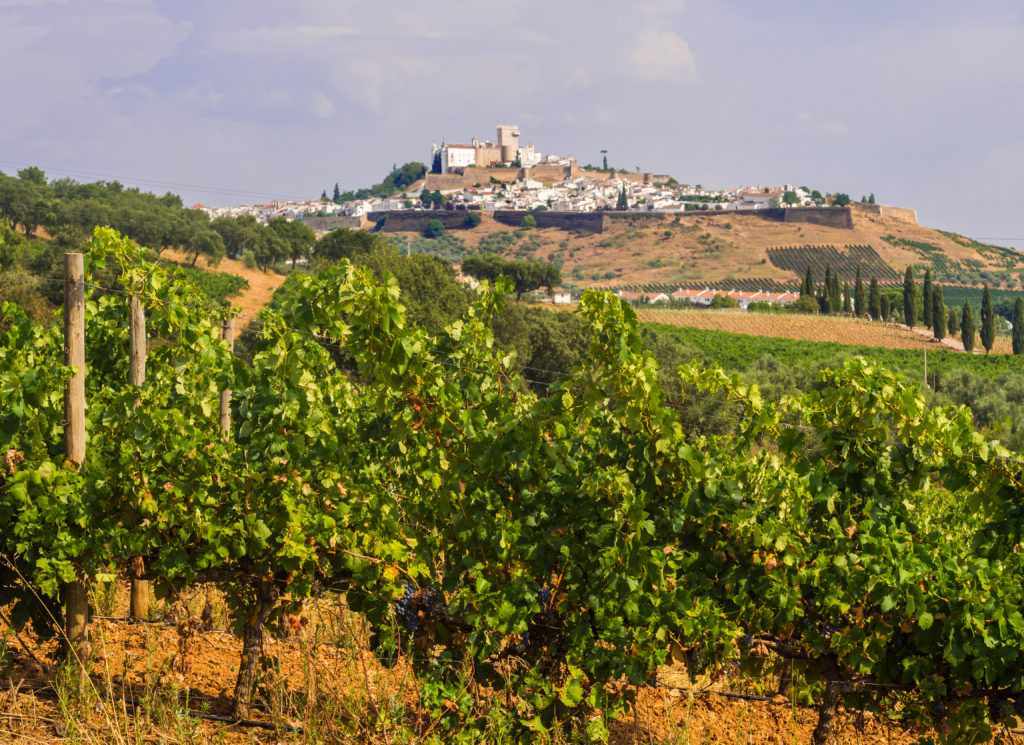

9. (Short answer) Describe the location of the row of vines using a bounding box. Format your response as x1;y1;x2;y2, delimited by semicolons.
767;245;902;284
614;278;800;295
2;228;1024;743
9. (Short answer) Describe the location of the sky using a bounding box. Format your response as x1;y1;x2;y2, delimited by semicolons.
2;0;1024;247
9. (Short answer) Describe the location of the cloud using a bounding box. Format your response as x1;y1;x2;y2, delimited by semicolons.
630;29;697;81
983;140;1024;176
220;23;357;52
794;111;848;137
817;121;848;137
310;91;334;120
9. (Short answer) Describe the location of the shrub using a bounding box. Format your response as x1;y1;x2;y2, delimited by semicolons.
425;218;446;238
709;294;740;309
241;249;256;269
790;295;820;314
465;211;482;228
521;214;537;229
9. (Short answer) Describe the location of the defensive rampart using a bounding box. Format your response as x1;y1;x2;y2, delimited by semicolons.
369;211;474;232
422;173;471;191
492;211;605;233
301;216;362;233
852;203;918;225
367;206;854;234
781;206;854;229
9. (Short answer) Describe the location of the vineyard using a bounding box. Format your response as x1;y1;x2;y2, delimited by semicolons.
766;245;902;284
612;278;800;295
167;263;250;306
3;228;1024;744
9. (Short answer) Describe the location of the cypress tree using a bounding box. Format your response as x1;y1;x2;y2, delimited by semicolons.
802;266;814;297
617;185;628;209
842;282;851;313
922;269;933;329
903;267;917;328
854;265;865;317
961;301;976;353
822;265;833;313
880;293;891;321
980;285;995;354
1014;297;1024;355
1011;296;1019;354
932;285;946;339
819;268;833;314
869;278;881;320
829;269;841;313
948;305;959;336
333;182;341;201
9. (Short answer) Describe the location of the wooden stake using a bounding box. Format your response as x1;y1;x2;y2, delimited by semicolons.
128;295;149;620
219;316;235;438
63;253;88;673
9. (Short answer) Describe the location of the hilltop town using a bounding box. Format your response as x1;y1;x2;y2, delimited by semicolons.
181;123;1024;314
195;124;851;223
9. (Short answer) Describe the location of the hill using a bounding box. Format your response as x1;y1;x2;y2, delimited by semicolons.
375;205;1024;294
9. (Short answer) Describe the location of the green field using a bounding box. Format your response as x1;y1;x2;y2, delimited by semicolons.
643;320;1024;382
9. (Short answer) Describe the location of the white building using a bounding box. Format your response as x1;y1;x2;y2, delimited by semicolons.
440;144;476;173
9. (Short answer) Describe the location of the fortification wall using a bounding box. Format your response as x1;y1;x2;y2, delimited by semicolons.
301;216;362;233
782;206;853;229
463;167;522;185
603;211;673;226
422;173;470;191
423;164;673;190
368;211;472;233
879;205;918;225
852;202;918;225
492;210;605;233
525;164;572;185
635;206;852;228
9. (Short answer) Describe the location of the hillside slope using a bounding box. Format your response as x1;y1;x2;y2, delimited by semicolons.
381;206;1024;292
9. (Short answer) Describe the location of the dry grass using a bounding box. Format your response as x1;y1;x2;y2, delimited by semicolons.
384;209;1023;293
4;585;983;740
1;584;1001;744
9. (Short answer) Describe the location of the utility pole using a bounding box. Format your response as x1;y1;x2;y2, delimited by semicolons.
63;253;88;677
128;295;148;621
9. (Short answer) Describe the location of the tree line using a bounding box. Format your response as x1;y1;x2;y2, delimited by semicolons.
799;261;1024;354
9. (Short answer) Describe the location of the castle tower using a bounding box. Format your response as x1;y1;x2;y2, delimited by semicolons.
497;124;520;163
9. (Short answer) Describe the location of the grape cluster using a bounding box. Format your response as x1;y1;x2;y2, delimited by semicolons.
394;584;418;633
508;586;562;658
885;631;909;655
515;629;529;654
393;585;446;635
988;697;1007;724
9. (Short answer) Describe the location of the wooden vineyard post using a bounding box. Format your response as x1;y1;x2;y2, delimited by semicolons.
63;252;88;675
128;295;149;620
219;316;234;438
